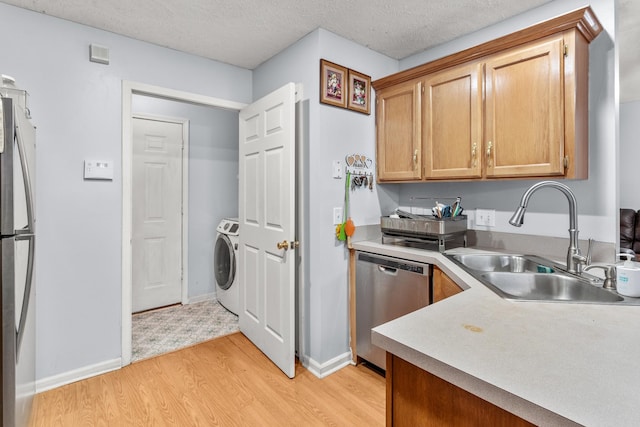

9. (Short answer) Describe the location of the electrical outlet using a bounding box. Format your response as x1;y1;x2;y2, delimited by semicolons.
476;209;496;227
333;207;343;225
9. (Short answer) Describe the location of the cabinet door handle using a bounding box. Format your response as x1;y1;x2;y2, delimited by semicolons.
413;149;418;169
486;141;493;167
471;142;477;167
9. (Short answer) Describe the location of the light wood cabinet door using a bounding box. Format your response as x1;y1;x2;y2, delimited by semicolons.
423;62;483;179
484;34;565;178
433;267;463;303
376;81;422;181
387;354;535;426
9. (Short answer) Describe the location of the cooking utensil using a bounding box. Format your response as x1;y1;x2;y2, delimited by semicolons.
345;171;356;242
452;197;461;217
395;208;422;220
345;217;355;237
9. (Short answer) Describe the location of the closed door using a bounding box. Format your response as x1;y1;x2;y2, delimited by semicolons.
238;83;296;378
132;117;183;313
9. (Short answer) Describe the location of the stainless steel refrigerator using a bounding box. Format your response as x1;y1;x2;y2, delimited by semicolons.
0;76;36;427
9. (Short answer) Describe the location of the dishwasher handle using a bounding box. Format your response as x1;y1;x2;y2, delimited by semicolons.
378;265;398;275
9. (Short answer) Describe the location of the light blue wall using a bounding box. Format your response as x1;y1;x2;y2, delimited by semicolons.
131;96;239;300
314;31;398;365
0;3;251;381
620;100;640;208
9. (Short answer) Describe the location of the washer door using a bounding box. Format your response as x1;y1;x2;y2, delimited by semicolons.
214;234;236;290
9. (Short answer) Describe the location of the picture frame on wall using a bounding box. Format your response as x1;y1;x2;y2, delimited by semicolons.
320;59;348;108
347;69;371;114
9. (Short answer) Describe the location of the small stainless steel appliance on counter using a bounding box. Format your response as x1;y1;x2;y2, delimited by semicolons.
356;252;431;371
380;214;468;252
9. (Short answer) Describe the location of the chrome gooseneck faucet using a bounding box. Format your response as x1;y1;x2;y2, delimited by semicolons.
509;181;587;274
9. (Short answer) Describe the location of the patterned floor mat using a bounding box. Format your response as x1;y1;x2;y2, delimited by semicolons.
132;300;239;362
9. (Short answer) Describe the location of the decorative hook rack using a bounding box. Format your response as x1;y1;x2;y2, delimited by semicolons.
345;153;374;190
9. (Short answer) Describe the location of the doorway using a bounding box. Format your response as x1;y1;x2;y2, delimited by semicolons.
121;81;247;366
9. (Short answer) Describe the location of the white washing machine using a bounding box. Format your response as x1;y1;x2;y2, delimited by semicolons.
214;218;239;315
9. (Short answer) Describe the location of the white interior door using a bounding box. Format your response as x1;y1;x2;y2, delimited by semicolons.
239;83;296;378
132;117;183;313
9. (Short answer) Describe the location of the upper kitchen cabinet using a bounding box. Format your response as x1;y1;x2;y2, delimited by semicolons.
376;80;423;180
372;7;602;183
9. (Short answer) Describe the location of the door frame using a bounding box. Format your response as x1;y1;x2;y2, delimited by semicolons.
121;81;246;366
131;113;189;310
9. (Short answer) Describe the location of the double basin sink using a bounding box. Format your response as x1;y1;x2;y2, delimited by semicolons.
446;253;637;305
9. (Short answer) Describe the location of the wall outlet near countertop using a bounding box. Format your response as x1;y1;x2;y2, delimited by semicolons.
476;209;496;227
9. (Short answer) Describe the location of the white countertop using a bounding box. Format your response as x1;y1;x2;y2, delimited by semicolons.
354;240;640;426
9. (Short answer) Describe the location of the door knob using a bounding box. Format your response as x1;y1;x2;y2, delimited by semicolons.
277;240;289;250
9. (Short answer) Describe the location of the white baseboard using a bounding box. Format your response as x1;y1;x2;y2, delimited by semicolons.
36;349;351;392
36;358;121;393
186;293;216;304
305;351;352;378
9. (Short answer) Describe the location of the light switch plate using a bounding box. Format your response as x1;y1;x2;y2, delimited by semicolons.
333;207;343;225
332;160;342;179
84;160;114;180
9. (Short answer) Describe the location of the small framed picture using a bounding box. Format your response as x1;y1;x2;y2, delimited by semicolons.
347;70;371;114
320;59;348;108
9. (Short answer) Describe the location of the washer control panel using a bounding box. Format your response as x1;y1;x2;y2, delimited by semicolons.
216;218;240;236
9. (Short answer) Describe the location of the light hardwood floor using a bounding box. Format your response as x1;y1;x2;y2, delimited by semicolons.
30;332;385;426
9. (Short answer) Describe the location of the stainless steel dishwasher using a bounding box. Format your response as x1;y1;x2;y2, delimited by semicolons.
356;251;431;370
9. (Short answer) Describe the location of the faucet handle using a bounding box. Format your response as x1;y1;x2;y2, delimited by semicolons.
585;238;593;265
584;264;616;290
572;253;588;275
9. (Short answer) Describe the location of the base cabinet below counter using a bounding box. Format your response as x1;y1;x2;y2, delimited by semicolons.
386;353;534;426
433;266;463;303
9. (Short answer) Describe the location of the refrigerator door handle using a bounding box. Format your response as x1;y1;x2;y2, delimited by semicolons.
0;99;4;153
15;121;35;233
15;233;34;357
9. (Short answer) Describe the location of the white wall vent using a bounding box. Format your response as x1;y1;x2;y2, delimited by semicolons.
89;44;109;65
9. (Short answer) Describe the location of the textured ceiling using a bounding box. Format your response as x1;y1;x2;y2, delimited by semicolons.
1;0;638;101
1;0;551;69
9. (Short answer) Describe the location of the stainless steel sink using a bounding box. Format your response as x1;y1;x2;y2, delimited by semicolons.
450;254;553;273
445;252;640;305
479;272;624;303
